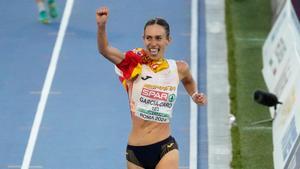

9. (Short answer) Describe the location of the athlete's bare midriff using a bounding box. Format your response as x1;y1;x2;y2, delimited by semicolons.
126;76;174;146
128;116;171;146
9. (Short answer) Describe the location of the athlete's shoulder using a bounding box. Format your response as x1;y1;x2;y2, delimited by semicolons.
175;60;190;79
176;60;189;71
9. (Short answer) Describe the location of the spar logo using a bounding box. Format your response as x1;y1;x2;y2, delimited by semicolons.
141;88;168;101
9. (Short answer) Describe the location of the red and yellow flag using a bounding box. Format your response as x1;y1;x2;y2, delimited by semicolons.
115;48;169;90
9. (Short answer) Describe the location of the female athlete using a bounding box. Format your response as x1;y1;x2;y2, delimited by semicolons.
96;6;207;169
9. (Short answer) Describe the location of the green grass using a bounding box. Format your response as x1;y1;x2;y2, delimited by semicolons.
225;0;274;168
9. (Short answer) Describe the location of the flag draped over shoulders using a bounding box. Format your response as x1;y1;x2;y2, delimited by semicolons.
115;48;169;91
115;48;146;90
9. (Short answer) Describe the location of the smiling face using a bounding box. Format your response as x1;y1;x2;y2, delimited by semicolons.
143;18;171;60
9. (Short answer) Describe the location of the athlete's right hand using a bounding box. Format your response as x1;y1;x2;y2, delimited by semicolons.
96;7;109;27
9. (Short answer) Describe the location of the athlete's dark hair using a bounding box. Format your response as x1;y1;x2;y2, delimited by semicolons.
144;17;170;38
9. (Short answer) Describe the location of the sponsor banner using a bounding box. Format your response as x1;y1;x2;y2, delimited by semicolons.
262;0;300;168
272;81;300;169
284;134;300;169
283;123;300;169
262;0;300;96
273;78;300;169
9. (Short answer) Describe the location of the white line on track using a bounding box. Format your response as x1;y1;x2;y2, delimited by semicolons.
21;0;74;169
29;91;62;95
190;0;198;168
8;165;43;169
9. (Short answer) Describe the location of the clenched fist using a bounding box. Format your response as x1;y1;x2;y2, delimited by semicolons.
96;6;109;27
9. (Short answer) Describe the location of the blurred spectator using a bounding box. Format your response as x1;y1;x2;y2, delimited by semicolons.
35;0;58;24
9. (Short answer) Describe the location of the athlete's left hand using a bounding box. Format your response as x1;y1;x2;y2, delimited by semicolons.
192;92;207;105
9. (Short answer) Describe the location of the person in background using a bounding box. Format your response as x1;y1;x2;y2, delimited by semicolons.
35;0;58;24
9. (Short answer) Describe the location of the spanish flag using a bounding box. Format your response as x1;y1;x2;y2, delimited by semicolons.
115;48;169;91
115;48;145;90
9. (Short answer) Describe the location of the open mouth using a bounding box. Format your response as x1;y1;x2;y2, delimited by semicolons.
149;48;159;56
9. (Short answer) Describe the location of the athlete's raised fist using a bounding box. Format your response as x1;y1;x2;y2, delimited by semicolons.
96;7;109;27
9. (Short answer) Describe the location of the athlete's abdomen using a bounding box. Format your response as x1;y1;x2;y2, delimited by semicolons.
128;117;171;146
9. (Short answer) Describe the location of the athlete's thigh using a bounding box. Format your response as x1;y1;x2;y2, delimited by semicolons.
127;161;144;169
155;149;179;169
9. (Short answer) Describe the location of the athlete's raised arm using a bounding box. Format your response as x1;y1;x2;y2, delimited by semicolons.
96;6;124;64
